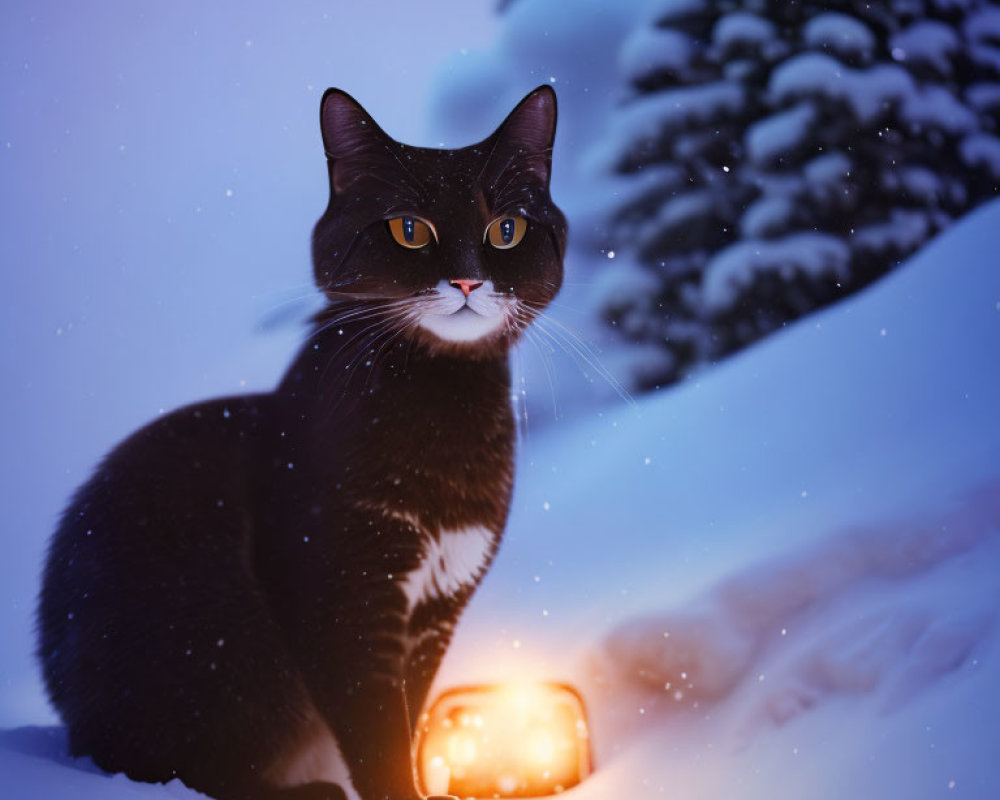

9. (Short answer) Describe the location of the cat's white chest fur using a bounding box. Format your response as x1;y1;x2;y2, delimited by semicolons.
400;525;494;611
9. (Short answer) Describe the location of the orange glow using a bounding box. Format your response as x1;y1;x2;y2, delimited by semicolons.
414;683;592;798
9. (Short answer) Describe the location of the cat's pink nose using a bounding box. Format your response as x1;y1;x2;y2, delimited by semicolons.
449;279;483;297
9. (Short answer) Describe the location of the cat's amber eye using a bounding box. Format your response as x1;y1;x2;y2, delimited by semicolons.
485;215;527;250
388;217;436;249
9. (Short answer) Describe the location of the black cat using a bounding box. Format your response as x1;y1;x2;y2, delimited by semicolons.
37;86;566;800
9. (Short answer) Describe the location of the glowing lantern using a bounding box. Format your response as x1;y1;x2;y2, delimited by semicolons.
414;683;592;798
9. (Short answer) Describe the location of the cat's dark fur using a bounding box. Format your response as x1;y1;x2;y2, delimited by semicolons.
37;87;566;800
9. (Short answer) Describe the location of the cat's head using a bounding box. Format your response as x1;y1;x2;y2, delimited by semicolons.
311;86;566;358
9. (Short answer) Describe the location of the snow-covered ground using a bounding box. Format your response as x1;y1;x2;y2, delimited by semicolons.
4;200;999;799
435;197;1000;799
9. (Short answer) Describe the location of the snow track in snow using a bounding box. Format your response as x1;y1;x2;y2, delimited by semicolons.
589;480;999;743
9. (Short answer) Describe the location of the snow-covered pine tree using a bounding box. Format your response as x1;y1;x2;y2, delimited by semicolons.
603;0;1000;388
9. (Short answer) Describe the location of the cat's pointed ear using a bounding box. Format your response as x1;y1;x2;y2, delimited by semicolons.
488;85;558;188
319;89;394;193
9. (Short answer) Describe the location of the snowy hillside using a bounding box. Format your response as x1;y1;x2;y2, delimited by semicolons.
3;198;998;799
435;197;1000;799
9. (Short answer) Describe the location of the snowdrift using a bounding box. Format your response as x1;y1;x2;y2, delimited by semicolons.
437;198;1000;799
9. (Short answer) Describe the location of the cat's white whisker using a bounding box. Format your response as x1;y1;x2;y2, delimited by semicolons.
530;313;635;406
359;312;423;392
338;322;401;383
521;327;561;422
512;347;530;440
504;300;563;423
317;314;403;395
311;297;422;344
257;286;328;319
305;300;412;349
327;315;395;358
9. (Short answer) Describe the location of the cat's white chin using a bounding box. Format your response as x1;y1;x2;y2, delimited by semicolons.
418;306;506;343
